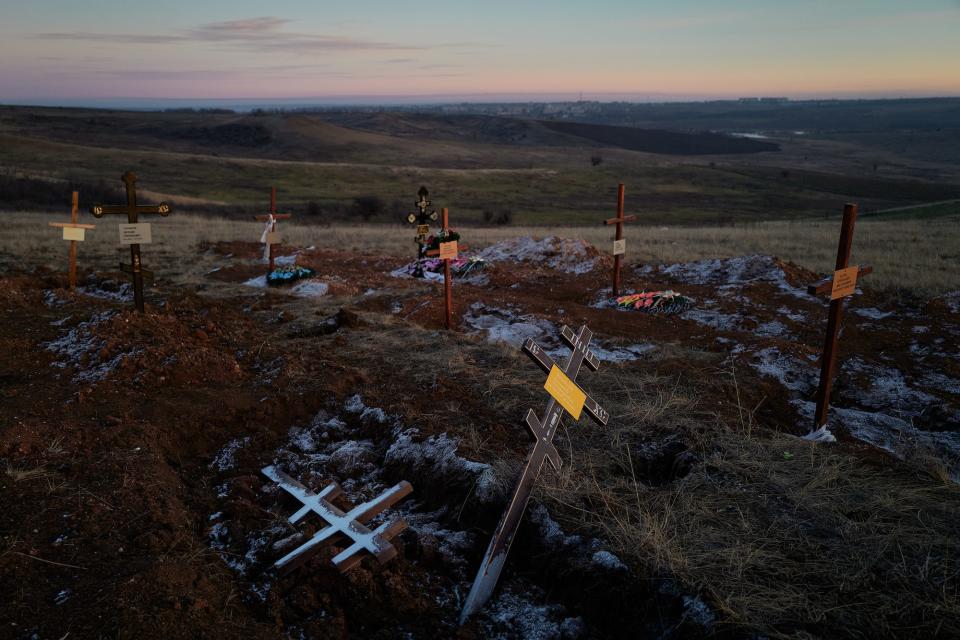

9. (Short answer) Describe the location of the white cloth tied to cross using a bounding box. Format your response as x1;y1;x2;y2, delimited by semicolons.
260;213;275;262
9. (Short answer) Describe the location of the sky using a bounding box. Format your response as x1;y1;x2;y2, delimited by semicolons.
1;0;959;106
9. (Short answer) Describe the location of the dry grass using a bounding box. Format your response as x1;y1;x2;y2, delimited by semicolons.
335;318;960;638
2;211;958;295
538;371;960;639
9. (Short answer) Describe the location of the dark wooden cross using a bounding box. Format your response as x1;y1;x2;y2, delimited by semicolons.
602;183;637;297
406;185;439;278
253;186;292;275
48;191;95;289
460;324;608;623
90;172;171;313
806;203;874;430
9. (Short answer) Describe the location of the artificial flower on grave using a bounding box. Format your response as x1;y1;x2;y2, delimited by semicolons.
616;290;693;315
267;265;316;286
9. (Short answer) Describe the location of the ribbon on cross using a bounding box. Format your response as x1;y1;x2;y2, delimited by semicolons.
259;213;275;262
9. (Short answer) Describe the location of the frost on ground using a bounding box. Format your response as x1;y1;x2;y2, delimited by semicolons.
793;400;960;481
289;280;329;298
43;311;143;384
742;346;817;394
642;255;812;299
840;357;939;418
938;291;960;314
479;581;585;640
463;303;656;363
476;236;603;275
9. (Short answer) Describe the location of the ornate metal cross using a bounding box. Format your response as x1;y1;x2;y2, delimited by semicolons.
89;172;171;313
261;465;413;574
805;203;873;434
253;186;292;275
460;324;608;622
48;191;95;288
601;183;637;297
406;185;439;278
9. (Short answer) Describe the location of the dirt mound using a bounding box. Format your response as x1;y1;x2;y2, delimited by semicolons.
476;236;611;274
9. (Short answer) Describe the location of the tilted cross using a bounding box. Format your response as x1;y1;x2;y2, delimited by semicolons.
261;466;412;574
460;324;608;623
406;185;439;278
48;191;95;289
805;203;873;434
253;186;292;275
601;183;637;297
89;172;172;313
425;208;470;330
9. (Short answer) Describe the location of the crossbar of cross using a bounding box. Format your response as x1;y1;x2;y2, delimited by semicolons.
261;465;412;574
460;324;608;623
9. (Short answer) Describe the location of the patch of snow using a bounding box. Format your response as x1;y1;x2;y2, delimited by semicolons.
77;282;134;302
680;308;743;332
480;582;585;640
385;430;497;502
681;595;716;630
938;291;960;314
54;589;71;606
289;280;329;298
274;253;298;267
912;326;929;334
243;275;268;289
842;358;938;416
43;311;143;384
344;394;389;424
755;320;788;337
919;373;960;397
652;255;811;299
530;504;583;550
747;347;816;394
210;437;251;471
802;425;836;443
776;306;806;322
476;236;600;274
591;550;628;571
853;307;893;320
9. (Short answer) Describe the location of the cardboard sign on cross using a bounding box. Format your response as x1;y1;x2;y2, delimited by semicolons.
460;324;608;623
89;172;172;313
601;184;637;297
48;191;96;288
406;185;439;278
805;203;874;437
253;186;292;275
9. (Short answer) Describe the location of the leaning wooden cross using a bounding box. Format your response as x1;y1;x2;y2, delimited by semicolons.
406;185;439;278
602;183;637;297
805;203;873;438
425;207;467;330
253;186;292;275
460;324;609;622
48;191;95;288
90;172;172;313
261;465;412;573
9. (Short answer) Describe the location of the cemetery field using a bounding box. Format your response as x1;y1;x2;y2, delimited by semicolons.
3;212;960;295
1;220;959;639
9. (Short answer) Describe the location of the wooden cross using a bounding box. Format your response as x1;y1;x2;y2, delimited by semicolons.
253;186;292;275
602;184;637;297
406;185;439;278
460;324;608;623
424;208;469;331
806;203;874;430
48;191;95;289
261;465;412;574
89;172;171;313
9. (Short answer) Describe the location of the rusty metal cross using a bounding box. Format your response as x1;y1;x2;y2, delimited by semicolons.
48;191;96;288
460;324;608;623
406;185;439;278
253;186;292;275
89;172;172;313
806;203;874;431
602;183;637;297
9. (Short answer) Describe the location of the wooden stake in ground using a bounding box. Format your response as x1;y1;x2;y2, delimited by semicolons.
90;172;172;313
253;186;292;276
406;186;439;278
806;203;874;433
602;183;637;297
48;191;95;288
425;208;462;330
460;325;609;623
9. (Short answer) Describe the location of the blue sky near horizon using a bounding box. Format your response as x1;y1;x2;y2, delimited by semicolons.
1;0;958;105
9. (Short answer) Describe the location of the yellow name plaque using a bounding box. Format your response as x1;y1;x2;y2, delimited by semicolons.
544;365;586;420
830;265;859;300
63;227;86;242
438;240;459;260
